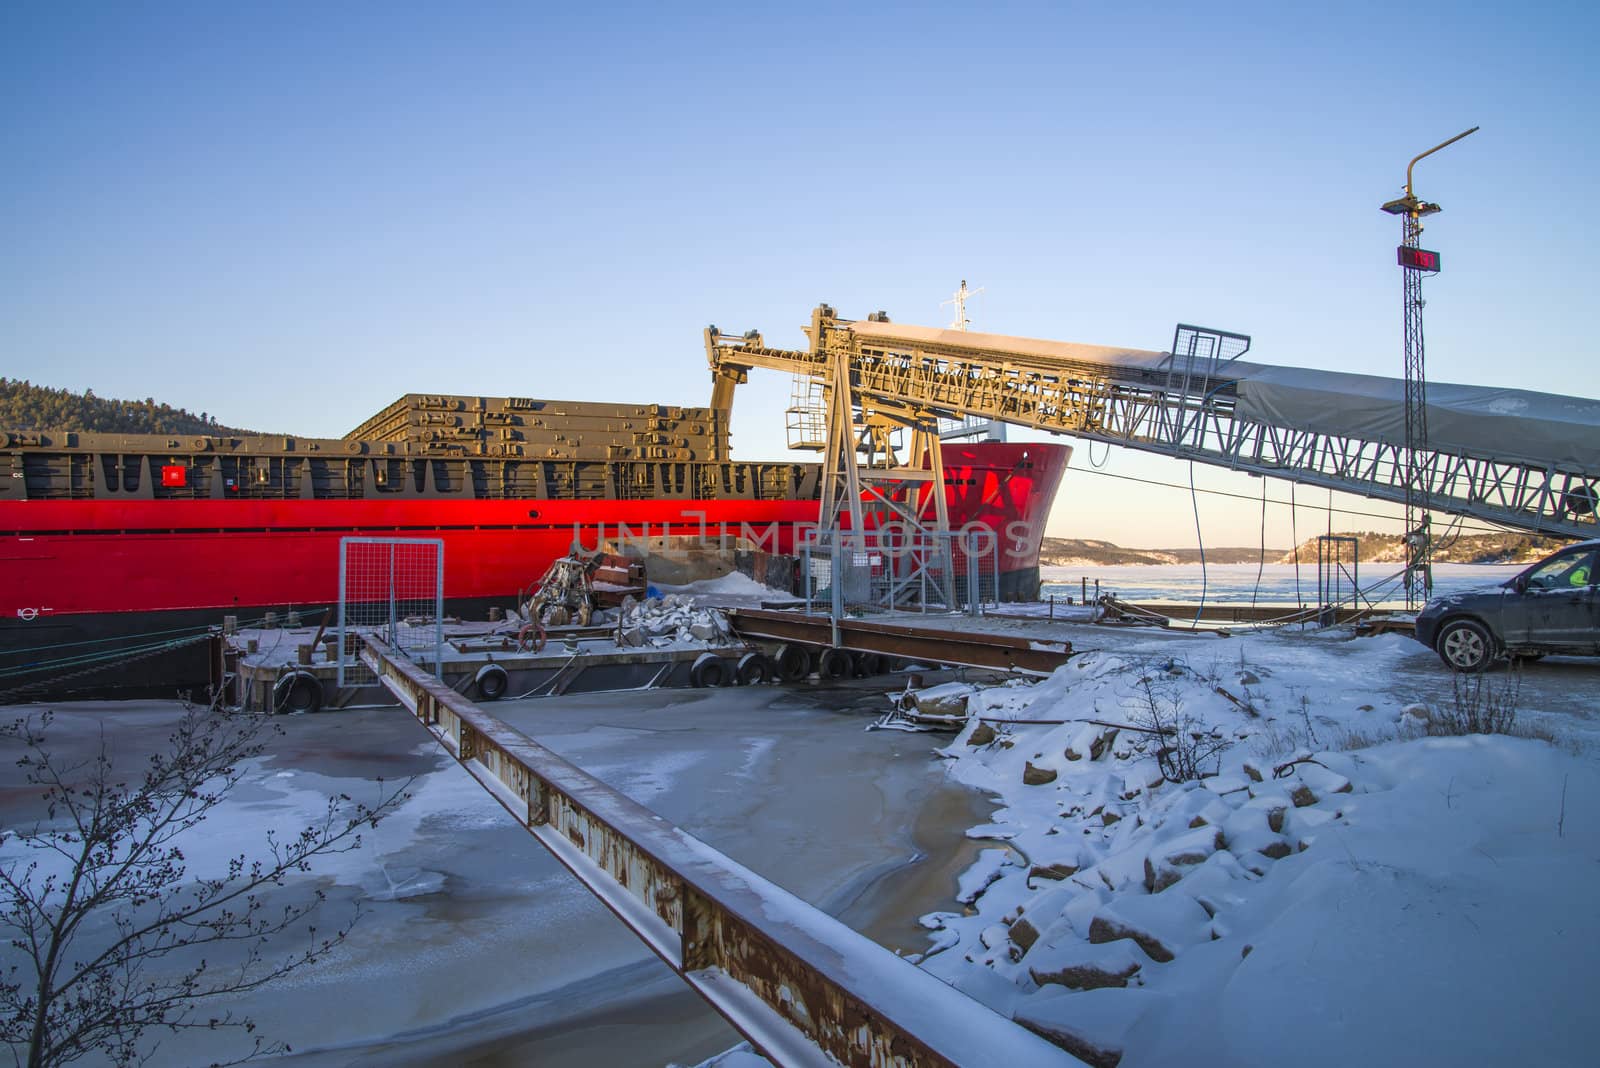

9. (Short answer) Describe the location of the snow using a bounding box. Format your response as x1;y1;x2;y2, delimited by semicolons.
12;590;1600;1066
655;570;789;604
902;625;1600;1066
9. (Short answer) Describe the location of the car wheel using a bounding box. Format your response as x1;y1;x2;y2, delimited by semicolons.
1437;619;1496;673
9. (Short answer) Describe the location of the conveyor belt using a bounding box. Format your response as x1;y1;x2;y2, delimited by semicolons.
707;307;1600;538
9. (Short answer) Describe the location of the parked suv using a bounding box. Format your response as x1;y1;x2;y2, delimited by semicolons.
1413;541;1600;671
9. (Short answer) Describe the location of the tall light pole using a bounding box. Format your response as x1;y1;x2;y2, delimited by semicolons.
1381;125;1478;610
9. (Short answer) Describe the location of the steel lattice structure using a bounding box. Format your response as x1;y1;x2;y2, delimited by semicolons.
1400;207;1433;605
706;307;1600;543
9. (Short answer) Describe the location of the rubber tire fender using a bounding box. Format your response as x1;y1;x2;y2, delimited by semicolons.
736;651;774;686
690;652;729;688
817;647;853;681
474;663;509;701
852;652;885;678
274;670;322;714
773;643;811;683
1436;618;1496;673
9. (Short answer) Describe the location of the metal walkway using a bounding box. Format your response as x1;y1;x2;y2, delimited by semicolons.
706;307;1600;539
727;608;1072;676
360;635;1078;1068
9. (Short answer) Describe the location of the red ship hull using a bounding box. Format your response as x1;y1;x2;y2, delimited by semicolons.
1;442;1067;699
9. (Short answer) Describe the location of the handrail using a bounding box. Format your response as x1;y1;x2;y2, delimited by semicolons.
359;635;1077;1068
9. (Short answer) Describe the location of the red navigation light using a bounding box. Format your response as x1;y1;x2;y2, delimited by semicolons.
1397;246;1441;273
161;464;187;488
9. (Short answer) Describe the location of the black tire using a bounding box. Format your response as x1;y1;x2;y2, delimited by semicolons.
773;644;811;683
1436;618;1496;673
690;654;729;688
736;652;774;685
474;663;509;701
274;671;322;714
817;647;853;680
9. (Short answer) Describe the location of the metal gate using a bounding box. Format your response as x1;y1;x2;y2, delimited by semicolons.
336;537;444;687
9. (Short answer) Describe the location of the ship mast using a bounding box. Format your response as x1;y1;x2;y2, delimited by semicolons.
940;279;983;331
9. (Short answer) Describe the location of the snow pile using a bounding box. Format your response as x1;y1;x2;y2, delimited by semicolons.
913;642;1600;1066
654;569;797;608
657;571;776;598
616;594;734;648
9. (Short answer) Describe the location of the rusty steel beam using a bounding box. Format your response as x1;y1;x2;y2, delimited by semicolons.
359;636;1078;1068
727;609;1072;676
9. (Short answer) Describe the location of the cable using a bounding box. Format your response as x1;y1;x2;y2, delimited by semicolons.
1189;460;1207;627
1291;482;1303;605
1252;476;1267;610
1066;465;1538;537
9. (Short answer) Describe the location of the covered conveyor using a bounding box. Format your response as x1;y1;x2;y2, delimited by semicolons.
706;308;1600;539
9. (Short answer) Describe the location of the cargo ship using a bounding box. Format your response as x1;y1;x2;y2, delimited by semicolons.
0;391;1068;700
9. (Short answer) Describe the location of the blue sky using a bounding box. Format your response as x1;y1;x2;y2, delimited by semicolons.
3;2;1595;548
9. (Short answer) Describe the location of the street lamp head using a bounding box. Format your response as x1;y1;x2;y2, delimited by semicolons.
1381;195;1442;217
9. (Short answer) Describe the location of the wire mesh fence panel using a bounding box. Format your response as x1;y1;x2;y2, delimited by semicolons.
950;529;1002;609
801;528;996;618
337;537;444;687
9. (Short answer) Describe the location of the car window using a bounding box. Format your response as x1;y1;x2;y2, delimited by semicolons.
1524;549;1597;590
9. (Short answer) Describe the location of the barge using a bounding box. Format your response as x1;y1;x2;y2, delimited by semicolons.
1;391;1067;700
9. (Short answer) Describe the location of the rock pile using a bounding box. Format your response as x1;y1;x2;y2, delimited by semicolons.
616;594;734;648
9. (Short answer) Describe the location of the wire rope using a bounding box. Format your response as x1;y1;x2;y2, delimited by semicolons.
1189;460;1207;627
1252;476;1267;610
1067;465;1533;537
1291;482;1303;606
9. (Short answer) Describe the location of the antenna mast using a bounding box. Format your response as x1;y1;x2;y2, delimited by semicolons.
941;279;983;331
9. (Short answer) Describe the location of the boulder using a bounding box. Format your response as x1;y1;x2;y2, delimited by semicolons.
1142;826;1225;892
1024;761;1059;786
1015;987;1167;1068
967;721;998;746
1257;838;1293;860
1297;763;1355;796
1087;894;1212;963
1028;940;1146;991
1009;916;1042;953
1030;861;1077;882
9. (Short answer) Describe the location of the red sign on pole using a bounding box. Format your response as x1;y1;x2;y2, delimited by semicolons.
1397;246;1441;273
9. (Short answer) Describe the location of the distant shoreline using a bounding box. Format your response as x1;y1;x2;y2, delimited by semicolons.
1040;560;1519;568
1041;532;1567;568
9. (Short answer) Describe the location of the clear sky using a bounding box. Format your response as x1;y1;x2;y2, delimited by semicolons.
3;1;1596;548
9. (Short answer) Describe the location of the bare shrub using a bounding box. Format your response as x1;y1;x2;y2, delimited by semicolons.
1131;677;1231;782
1428;670;1521;736
1;706;411;1068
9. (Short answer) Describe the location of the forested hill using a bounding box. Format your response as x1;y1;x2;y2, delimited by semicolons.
1040;538;1288;566
0;378;260;436
1277;530;1571;565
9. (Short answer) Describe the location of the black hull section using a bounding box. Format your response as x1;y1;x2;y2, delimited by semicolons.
999;566;1041;603
0;596;506;704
